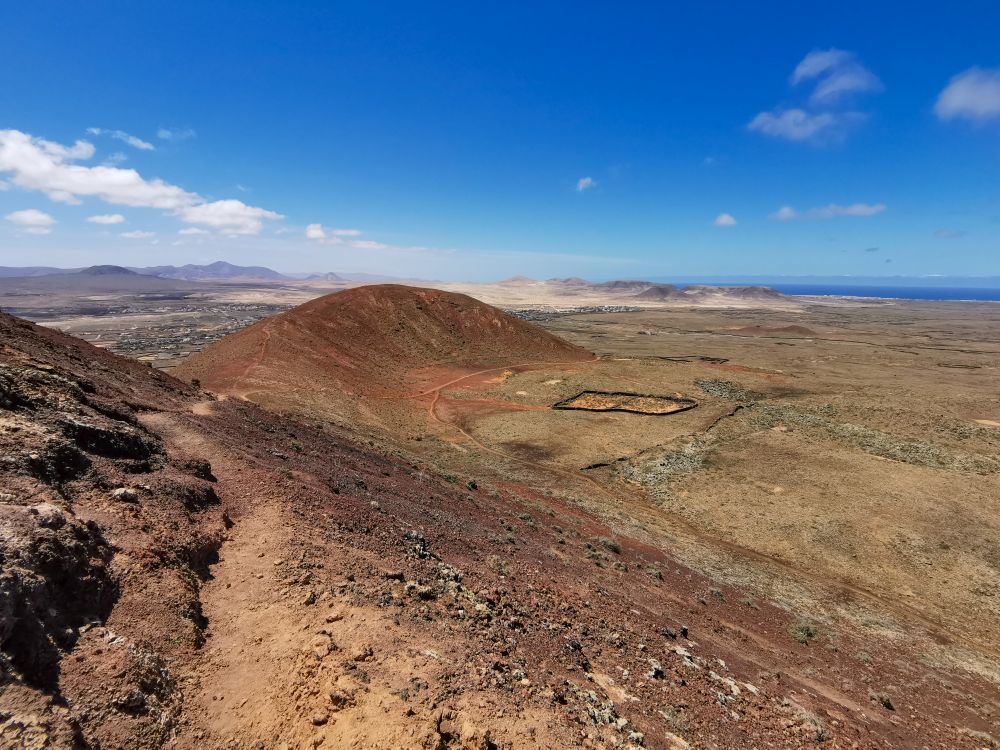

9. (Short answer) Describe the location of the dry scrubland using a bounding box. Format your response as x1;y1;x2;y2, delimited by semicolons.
2;279;999;748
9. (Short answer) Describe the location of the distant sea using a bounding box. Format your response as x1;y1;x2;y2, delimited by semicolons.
758;284;1000;301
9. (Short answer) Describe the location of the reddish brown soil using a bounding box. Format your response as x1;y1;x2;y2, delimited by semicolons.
2;311;999;748
174;285;593;398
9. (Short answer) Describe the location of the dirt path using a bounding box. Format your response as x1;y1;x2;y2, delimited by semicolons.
145;405;575;749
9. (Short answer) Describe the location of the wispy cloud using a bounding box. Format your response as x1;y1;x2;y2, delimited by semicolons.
749;109;864;142
934;228;967;239
769;206;798;221
791;49;883;103
86;213;126;224
350;239;390;250
0;129;283;236
935;68;1000;122
713;213;737;226
305;224;365;243
86;127;155;151
576;176;596;192
750;49;880;143
178;227;209;235
770;203;886;220
120;230;155;239
5;208;56;234
102;151;128;166
157;127;196;141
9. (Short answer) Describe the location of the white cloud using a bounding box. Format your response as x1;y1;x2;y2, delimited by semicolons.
120;230;155;239
0;179;9;191
934;228;967;239
6;208;56;228
748;108;863;142
0;130;193;207
770;203;885;220
713;213;737;226
178;227;208;235
808;202;885;219
0;130;282;235
350;239;389;250
935;67;1000;122
86;128;155;151
176;199;283;236
751;49;879;143
86;213;125;224
791;49;882;103
157;127;196;141
305;224;365;244
576;176;596;192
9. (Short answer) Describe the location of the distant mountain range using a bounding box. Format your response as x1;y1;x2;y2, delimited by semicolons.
0;261;287;280
0;261;403;283
136;260;289;281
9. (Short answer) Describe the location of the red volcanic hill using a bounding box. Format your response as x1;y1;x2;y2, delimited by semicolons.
175;284;593;398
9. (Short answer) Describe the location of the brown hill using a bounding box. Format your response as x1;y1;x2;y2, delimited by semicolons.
175;284;593;399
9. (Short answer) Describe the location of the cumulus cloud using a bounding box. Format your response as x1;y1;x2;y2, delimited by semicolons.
120;230;155;239
305;223;327;240
0;130;282;235
713;213;737;226
935;68;1000;122
791;49;882;103
0;130;192;207
86;213;125;224
576;176;596;192
176;199;283;236
750;49;880;143
86;128;155;151
5;208;56;234
157;127;196;141
5;208;55;226
770;203;886;220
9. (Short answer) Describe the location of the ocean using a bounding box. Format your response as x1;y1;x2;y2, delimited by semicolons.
759;284;1000;301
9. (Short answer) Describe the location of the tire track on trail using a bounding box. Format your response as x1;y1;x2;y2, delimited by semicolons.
234;319;274;395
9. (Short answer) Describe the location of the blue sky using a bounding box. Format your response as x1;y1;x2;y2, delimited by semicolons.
1;1;999;280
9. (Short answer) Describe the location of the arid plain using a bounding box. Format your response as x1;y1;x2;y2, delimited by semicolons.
3;272;1000;748
176;282;1000;675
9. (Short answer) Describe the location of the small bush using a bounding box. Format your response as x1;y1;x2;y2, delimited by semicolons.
597;537;622;554
789;623;819;644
